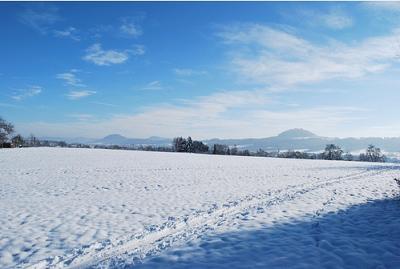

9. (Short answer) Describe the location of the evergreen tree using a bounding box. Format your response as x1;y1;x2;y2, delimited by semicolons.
186;136;193;153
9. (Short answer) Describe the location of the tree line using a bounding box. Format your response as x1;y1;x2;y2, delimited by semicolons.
271;144;386;163
172;137;386;162
173;136;253;156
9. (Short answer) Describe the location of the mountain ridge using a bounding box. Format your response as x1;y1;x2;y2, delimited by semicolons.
40;128;400;154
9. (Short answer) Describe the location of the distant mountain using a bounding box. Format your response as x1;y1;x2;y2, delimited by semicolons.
276;128;318;139
94;134;129;145
40;134;172;146
204;129;325;151
39;136;96;144
92;134;171;146
204;129;400;154
40;129;400;156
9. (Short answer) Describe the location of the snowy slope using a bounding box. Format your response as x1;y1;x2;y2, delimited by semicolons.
0;148;399;268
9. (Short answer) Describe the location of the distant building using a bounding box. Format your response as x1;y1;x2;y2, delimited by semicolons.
1;142;13;148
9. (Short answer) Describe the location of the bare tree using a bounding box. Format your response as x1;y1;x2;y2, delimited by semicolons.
28;134;40;147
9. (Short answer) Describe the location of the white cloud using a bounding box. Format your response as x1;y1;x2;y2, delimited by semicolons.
120;21;142;37
320;9;353;29
17;88;366;139
173;68;207;76
56;71;85;87
118;15;145;38
19;6;60;34
219;23;400;87
298;8;353;30
83;44;129;66
53;27;80;41
130;44;146;55
66;90;96;100
142;81;163;90
11;86;42;101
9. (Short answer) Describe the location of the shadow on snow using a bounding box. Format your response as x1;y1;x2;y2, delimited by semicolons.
131;198;400;269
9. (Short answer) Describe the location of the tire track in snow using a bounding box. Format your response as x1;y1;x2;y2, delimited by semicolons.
28;168;388;269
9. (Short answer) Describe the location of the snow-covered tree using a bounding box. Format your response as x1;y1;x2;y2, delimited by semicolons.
360;145;385;162
173;137;187;152
323;144;343;160
186;136;193;153
0;117;14;145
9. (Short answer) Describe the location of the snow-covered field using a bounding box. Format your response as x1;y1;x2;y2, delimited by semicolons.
0;148;399;268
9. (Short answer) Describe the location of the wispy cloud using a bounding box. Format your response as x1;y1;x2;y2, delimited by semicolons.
173;68;207;76
68;113;94;121
0;102;22;108
91;101;117;107
120;19;142;38
88;14;145;40
20;89;367;139
298;8;353;30
66;90;96;100
83;43;144;66
130;44;146;56
218;23;400;87
362;1;400;12
321;9;353;29
11;86;42;101
53;27;80;41
56;70;85;87
360;2;400;25
142;81;163;90
19;5;60;34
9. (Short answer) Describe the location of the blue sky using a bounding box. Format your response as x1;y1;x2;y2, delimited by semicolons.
1;2;400;139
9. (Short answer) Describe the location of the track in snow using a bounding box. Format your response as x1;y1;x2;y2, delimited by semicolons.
30;167;397;269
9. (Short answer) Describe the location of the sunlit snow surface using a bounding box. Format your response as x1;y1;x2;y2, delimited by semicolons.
0;148;399;268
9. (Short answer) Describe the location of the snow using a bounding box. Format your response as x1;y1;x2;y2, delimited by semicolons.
0;148;399;268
